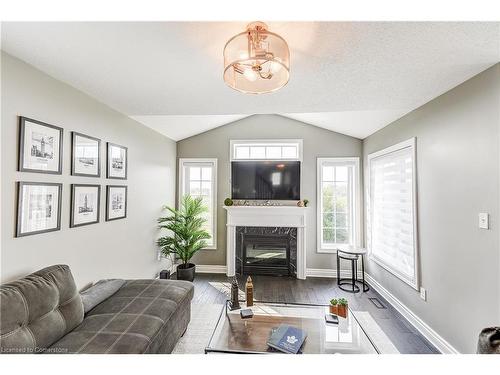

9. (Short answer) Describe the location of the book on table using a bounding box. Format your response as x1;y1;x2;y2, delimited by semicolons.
267;324;307;354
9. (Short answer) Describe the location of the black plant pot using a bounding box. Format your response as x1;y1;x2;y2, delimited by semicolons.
176;263;196;282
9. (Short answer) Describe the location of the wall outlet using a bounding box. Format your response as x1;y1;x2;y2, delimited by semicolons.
478;213;489;229
420;287;427;301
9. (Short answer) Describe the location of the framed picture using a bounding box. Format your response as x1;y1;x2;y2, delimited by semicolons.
70;184;101;228
106;185;127;221
107;142;127;179
16;182;62;237
71;132;101;177
18;117;63;174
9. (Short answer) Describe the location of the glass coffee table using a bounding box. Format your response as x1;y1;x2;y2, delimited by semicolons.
205;300;379;354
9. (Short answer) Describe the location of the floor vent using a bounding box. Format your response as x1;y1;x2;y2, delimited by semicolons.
369;297;386;309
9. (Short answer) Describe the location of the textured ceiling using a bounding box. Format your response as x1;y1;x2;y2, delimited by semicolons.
2;22;499;140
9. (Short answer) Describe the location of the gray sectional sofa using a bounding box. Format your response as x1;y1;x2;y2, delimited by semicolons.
0;265;193;354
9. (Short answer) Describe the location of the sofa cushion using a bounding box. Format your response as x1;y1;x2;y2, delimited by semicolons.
0;265;84;353
80;279;126;313
49;279;194;353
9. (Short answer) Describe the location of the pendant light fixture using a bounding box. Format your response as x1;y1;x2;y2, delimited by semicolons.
223;22;290;94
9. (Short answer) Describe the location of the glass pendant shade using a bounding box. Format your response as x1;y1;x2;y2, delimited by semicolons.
224;22;290;94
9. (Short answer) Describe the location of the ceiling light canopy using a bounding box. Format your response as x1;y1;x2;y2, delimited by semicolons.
223;22;290;94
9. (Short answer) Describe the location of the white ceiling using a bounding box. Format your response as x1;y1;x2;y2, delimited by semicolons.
2;22;499;140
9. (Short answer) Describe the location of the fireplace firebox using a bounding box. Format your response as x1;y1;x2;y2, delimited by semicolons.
235;227;297;277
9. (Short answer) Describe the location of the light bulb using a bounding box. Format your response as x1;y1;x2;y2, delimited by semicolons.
270;58;282;74
238;51;249;60
243;68;258;82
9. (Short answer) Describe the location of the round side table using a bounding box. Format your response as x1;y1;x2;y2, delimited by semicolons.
336;248;369;293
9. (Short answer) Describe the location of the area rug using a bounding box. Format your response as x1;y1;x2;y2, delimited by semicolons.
351;311;400;353
172;303;223;354
173;304;399;354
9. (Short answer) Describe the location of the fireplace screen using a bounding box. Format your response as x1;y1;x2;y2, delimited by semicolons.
236;227;297;277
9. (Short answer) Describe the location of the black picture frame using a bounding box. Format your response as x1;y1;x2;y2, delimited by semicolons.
105;185;127;221
106;142;128;180
70;184;101;228
16;181;63;237
18;116;63;174
71;132;101;177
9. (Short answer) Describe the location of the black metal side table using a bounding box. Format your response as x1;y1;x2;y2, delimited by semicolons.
336;248;369;293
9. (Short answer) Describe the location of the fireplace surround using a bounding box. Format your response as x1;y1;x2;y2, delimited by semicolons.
224;206;307;279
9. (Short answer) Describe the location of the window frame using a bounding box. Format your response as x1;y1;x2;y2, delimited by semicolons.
367;138;419;290
178;158;218;250
316;157;361;253
230;139;303;161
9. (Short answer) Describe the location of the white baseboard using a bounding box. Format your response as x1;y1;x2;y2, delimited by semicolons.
195;265;227;274
365;273;459;354
305;268;354;278
193;266;353;277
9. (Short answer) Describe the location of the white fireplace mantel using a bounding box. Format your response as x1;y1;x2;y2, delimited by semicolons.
224;206;307;279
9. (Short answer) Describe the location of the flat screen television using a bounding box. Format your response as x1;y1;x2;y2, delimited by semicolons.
231;161;301;200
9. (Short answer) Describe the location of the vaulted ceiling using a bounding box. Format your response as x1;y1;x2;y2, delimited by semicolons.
2;22;499;140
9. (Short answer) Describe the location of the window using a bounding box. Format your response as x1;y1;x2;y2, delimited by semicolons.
367;138;419;289
179;158;217;249
317;157;360;252
231;139;302;161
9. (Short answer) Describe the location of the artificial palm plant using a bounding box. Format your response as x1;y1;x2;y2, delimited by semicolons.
157;195;211;281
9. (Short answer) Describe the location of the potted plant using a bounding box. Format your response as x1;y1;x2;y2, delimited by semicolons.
157;195;211;282
337;298;348;318
329;298;339;315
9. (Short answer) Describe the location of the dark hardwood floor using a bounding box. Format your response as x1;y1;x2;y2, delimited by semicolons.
185;273;439;354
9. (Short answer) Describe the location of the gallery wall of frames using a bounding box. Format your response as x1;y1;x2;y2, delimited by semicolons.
16;116;129;237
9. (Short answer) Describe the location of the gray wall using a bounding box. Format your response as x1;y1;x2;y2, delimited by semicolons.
363;64;500;353
1;52;177;289
177;114;363;269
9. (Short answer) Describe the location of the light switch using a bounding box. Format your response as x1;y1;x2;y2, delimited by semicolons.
478;213;489;229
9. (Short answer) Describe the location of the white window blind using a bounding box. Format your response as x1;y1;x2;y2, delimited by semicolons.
231;140;302;161
317;158;360;252
367;138;418;289
179;158;217;249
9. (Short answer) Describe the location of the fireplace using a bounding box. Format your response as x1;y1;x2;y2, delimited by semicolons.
235;227;297;277
224;206;307;279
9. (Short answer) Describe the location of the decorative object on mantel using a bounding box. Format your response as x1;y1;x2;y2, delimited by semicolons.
224;198;233;206
157;195;211;282
223;22;290;94
297;200;304;207
245;276;254;307
303;199;309;207
337;298;348;318
229;277;241;310
230;200;286;207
